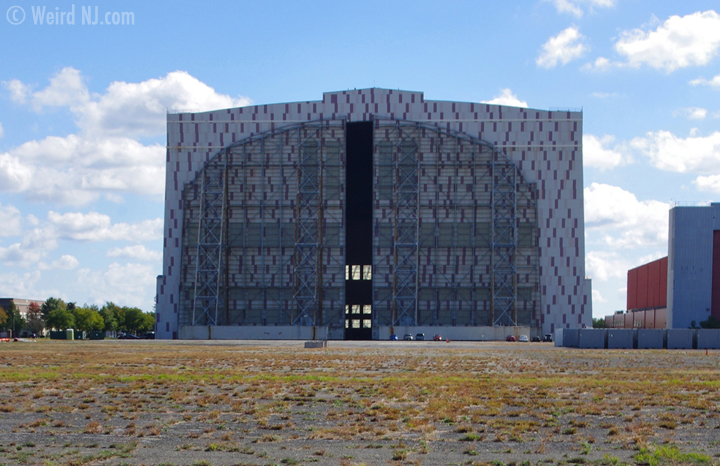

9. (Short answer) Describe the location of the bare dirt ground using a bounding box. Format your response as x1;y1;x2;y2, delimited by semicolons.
0;340;719;466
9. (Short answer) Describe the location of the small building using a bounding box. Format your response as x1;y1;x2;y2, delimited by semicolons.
0;298;45;319
607;203;720;329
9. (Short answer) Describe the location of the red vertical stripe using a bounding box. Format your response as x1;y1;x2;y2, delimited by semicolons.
711;231;720;319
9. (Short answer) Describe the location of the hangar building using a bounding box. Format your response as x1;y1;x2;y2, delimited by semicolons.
156;89;591;340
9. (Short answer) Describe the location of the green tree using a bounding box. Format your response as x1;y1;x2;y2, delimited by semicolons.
99;302;122;332
73;306;105;333
41;297;67;320
5;301;25;336
592;317;607;328
46;308;75;331
123;307;144;333
138;312;155;333
699;316;720;329
0;307;7;328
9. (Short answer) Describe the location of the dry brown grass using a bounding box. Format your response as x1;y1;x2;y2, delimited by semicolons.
0;341;719;465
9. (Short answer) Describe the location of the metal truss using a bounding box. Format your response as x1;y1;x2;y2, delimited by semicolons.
191;153;228;326
491;159;517;326
393;130;420;326
293;136;322;326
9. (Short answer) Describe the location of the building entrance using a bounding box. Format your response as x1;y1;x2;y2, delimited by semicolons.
345;121;373;340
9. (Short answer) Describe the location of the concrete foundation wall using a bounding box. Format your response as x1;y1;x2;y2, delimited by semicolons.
179;326;328;340
179;325;536;341
607;329;635;349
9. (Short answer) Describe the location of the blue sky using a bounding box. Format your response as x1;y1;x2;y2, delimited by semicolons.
1;0;719;317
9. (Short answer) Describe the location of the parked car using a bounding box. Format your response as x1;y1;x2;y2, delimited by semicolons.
140;332;155;339
506;335;516;342
433;334;443;341
389;334;398;341
403;334;414;341
518;334;529;342
118;333;140;340
531;335;541;342
543;333;554;342
415;333;425;341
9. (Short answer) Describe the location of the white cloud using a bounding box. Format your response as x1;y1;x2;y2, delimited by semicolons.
537;27;588;68
76;262;156;311
547;0;615;18
107;245;162;262
591;91;619;99
5;67;251;137
674;107;707;120
0;203;22;237
583;134;627;170
690;74;720;88
481;88;528;108
586;251;630;282
694;175;720;193
592;288;606;304
30;67;90;111
38;255;80;271
0;271;42;298
0;210;161;268
585;183;670;249
0;122;4;138
629;130;720;173
0;135;164;204
5;79;31;104
1;68;252;205
582;56;616;72
0;226;58;267
47;211;162;242
614;10;720;72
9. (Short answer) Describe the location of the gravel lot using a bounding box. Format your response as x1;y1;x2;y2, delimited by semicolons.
0;340;719;466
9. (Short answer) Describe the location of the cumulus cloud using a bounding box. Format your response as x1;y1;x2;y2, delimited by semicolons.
547;0;615;17
583;134;627;170
0;226;58;267
614;10;720;72
629;130;720;173
0;271;42;298
76;262;157;310
5;67;251;137
585;183;670;249
694;175;720;193
38;255;80;271
581;56;615;72
674;107;708;120
0;203;22;237
690;74;720;88
586;251;631;282
0;135;165;204
47;211;162;242
537;27;588;68
107;245;162;261
0;210;161;268
1;68;252;205
481;89;528;108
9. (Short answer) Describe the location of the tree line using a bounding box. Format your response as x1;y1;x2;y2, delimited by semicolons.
0;297;155;336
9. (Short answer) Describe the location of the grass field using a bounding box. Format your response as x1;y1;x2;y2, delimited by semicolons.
0;341;719;466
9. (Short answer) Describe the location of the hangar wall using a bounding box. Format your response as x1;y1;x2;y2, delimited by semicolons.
156;89;590;339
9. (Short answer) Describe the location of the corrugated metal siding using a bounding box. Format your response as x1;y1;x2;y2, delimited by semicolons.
627;257;668;311
627;268;638;310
